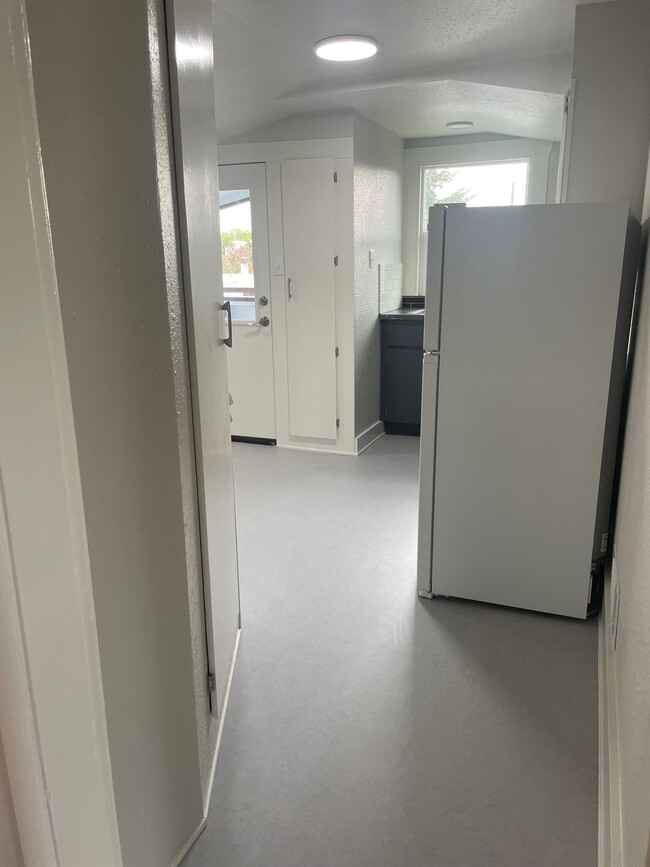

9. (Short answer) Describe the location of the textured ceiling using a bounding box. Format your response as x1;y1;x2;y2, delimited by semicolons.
212;0;591;142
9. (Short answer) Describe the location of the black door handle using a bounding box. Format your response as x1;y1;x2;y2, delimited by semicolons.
222;300;233;348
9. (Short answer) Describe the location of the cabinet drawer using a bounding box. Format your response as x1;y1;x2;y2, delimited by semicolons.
385;322;424;348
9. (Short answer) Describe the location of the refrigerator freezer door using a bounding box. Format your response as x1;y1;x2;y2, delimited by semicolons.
431;202;633;619
423;207;446;352
417;353;439;595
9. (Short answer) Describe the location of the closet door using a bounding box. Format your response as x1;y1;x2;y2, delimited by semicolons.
281;158;337;439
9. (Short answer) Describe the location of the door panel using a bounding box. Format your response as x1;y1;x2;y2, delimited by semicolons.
281;158;337;440
385;347;423;424
219;163;276;440
167;0;240;716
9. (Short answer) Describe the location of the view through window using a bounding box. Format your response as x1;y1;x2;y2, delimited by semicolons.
219;189;255;322
418;160;529;291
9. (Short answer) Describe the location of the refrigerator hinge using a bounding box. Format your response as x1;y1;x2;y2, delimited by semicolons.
335;346;339;358
336;418;340;429
334;255;339;266
207;672;216;693
333;171;338;182
418;589;434;599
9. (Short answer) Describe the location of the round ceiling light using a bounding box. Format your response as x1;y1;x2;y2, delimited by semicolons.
314;35;378;62
446;121;474;130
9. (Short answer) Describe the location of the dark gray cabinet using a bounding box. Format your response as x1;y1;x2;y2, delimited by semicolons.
380;315;424;435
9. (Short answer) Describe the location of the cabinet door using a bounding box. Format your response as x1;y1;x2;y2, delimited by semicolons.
281;158;337;439
385;347;423;424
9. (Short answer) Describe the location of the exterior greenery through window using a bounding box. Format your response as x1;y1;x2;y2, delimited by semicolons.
219;189;256;321
418;160;529;292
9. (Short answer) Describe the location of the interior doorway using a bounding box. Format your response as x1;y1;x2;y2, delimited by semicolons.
219;163;276;442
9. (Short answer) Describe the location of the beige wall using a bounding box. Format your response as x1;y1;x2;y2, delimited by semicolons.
612;143;650;866
25;0;206;864
566;1;650;220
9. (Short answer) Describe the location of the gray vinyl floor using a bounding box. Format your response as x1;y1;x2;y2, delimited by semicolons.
182;434;598;867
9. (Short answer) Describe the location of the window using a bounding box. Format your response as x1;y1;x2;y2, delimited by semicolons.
417;160;530;293
219;189;256;322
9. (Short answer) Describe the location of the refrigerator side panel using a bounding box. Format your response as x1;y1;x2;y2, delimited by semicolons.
417;354;439;595
432;203;631;619
423;207;446;351
592;213;641;560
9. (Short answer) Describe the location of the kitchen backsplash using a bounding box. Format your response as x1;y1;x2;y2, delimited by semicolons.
379;263;403;314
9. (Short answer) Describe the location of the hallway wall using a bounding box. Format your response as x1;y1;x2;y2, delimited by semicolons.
566;0;650;220
25;0;205;864
611;142;650;866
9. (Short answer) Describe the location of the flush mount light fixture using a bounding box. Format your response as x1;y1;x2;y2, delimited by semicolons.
314;35;378;62
446;121;474;130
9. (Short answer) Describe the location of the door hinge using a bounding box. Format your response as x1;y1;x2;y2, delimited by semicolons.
335;346;339;358
207;672;216;693
333;171;338;182
336;418;340;429
334;255;339;266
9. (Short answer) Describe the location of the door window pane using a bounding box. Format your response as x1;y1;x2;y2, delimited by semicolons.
219;189;255;322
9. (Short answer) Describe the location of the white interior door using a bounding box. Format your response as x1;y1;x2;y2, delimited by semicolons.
167;0;240;717
281;158;338;440
219;163;276;440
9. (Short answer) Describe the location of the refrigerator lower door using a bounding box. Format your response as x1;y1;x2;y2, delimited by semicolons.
416;353;439;596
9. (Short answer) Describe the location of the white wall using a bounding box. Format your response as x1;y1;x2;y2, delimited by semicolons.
353;114;404;440
609;142;650;867
25;0;206;864
403;136;557;296
0;0;122;861
221;109;355;144
566;1;650;220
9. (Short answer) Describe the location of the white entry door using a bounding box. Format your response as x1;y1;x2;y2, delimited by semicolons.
219;163;276;441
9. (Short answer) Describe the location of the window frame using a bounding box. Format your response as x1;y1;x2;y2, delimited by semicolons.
404;138;555;296
416;157;531;296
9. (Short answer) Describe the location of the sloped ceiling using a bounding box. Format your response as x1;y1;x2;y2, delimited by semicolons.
212;0;591;143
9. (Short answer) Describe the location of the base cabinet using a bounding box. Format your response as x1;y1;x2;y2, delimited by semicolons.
380;316;424;435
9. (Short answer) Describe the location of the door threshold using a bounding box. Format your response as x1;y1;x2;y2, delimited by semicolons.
231;436;276;446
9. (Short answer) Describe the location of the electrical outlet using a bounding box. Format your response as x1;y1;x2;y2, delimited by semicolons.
610;545;620;650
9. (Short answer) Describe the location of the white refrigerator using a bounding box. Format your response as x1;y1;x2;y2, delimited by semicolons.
416;202;640;618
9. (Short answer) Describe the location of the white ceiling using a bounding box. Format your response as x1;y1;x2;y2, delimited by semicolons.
212;0;591;143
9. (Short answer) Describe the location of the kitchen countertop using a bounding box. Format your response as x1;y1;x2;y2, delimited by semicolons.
379;308;425;321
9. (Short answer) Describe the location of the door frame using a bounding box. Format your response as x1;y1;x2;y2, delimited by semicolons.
0;0;122;859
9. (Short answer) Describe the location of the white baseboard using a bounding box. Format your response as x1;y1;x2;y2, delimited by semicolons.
276;443;357;457
599;568;623;867
204;626;241;817
167;817;207;867
355;421;385;455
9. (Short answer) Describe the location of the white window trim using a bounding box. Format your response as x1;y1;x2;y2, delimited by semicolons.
404;138;554;296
